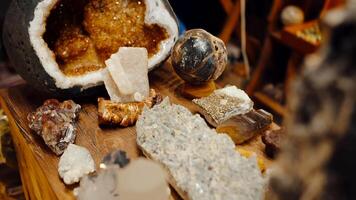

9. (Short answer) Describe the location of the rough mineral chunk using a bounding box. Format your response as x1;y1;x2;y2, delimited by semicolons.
102;69;133;103
136;98;265;200
58;144;95;185
27;99;81;155
98;89;162;127
217;109;273;144
262;128;285;158
105;47;149;102
193;85;254;127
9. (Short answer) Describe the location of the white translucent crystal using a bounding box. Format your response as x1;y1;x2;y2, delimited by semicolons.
216;85;250;100
58;144;95;185
102;69;133;103
76;159;170;200
216;85;253;112
76;166;120;200
136;98;265;200
117;158;170;200
105;47;150;102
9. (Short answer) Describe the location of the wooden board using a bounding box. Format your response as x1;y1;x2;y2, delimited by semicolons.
0;63;278;200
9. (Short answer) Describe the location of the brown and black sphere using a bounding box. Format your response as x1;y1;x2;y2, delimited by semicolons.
171;29;227;85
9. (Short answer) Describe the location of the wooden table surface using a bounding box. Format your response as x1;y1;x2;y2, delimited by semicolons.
0;63;277;200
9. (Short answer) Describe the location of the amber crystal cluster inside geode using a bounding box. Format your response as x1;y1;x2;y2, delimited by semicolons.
44;0;168;76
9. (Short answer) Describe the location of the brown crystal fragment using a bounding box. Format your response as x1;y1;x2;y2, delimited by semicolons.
44;0;169;76
27;99;81;155
262;128;285;158
98;89;162;127
216;109;273;144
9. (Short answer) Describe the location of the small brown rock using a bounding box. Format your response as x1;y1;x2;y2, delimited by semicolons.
262;128;285;158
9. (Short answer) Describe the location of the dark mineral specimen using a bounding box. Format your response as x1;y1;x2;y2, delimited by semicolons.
262;128;285;158
27;99;81;155
101;150;130;168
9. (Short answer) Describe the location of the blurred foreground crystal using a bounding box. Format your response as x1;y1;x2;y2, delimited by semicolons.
76;158;169;200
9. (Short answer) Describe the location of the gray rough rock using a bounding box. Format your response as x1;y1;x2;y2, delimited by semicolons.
136;98;265;200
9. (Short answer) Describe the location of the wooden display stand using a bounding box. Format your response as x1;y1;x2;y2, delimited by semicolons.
0;63;278;200
178;81;217;99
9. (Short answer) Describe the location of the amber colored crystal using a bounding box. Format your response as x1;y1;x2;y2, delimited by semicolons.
44;0;168;76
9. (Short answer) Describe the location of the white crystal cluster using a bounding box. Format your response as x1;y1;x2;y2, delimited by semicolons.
136;98;265;200
58;144;95;185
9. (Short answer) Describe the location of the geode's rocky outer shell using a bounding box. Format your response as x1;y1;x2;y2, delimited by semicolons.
2;0;178;96
3;0;61;95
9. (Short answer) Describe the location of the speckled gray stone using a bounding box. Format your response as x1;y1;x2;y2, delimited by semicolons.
136;98;265;200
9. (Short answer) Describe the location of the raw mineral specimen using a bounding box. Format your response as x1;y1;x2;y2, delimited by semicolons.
105;47;149;101
262;128;285;158
27;99;81;155
76;158;169;200
237;148;266;173
4;0;178;95
75;165;120;200
58;144;95;185
193;85;254;127
98;89;162;127
217;109;273;144
136;98;265;200
101;150;130;168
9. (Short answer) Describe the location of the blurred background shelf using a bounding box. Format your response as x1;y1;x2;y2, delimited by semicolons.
254;92;287;117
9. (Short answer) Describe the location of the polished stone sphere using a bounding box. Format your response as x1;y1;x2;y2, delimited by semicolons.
281;5;304;26
171;29;227;85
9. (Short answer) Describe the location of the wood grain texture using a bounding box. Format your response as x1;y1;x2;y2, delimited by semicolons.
0;62;277;200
